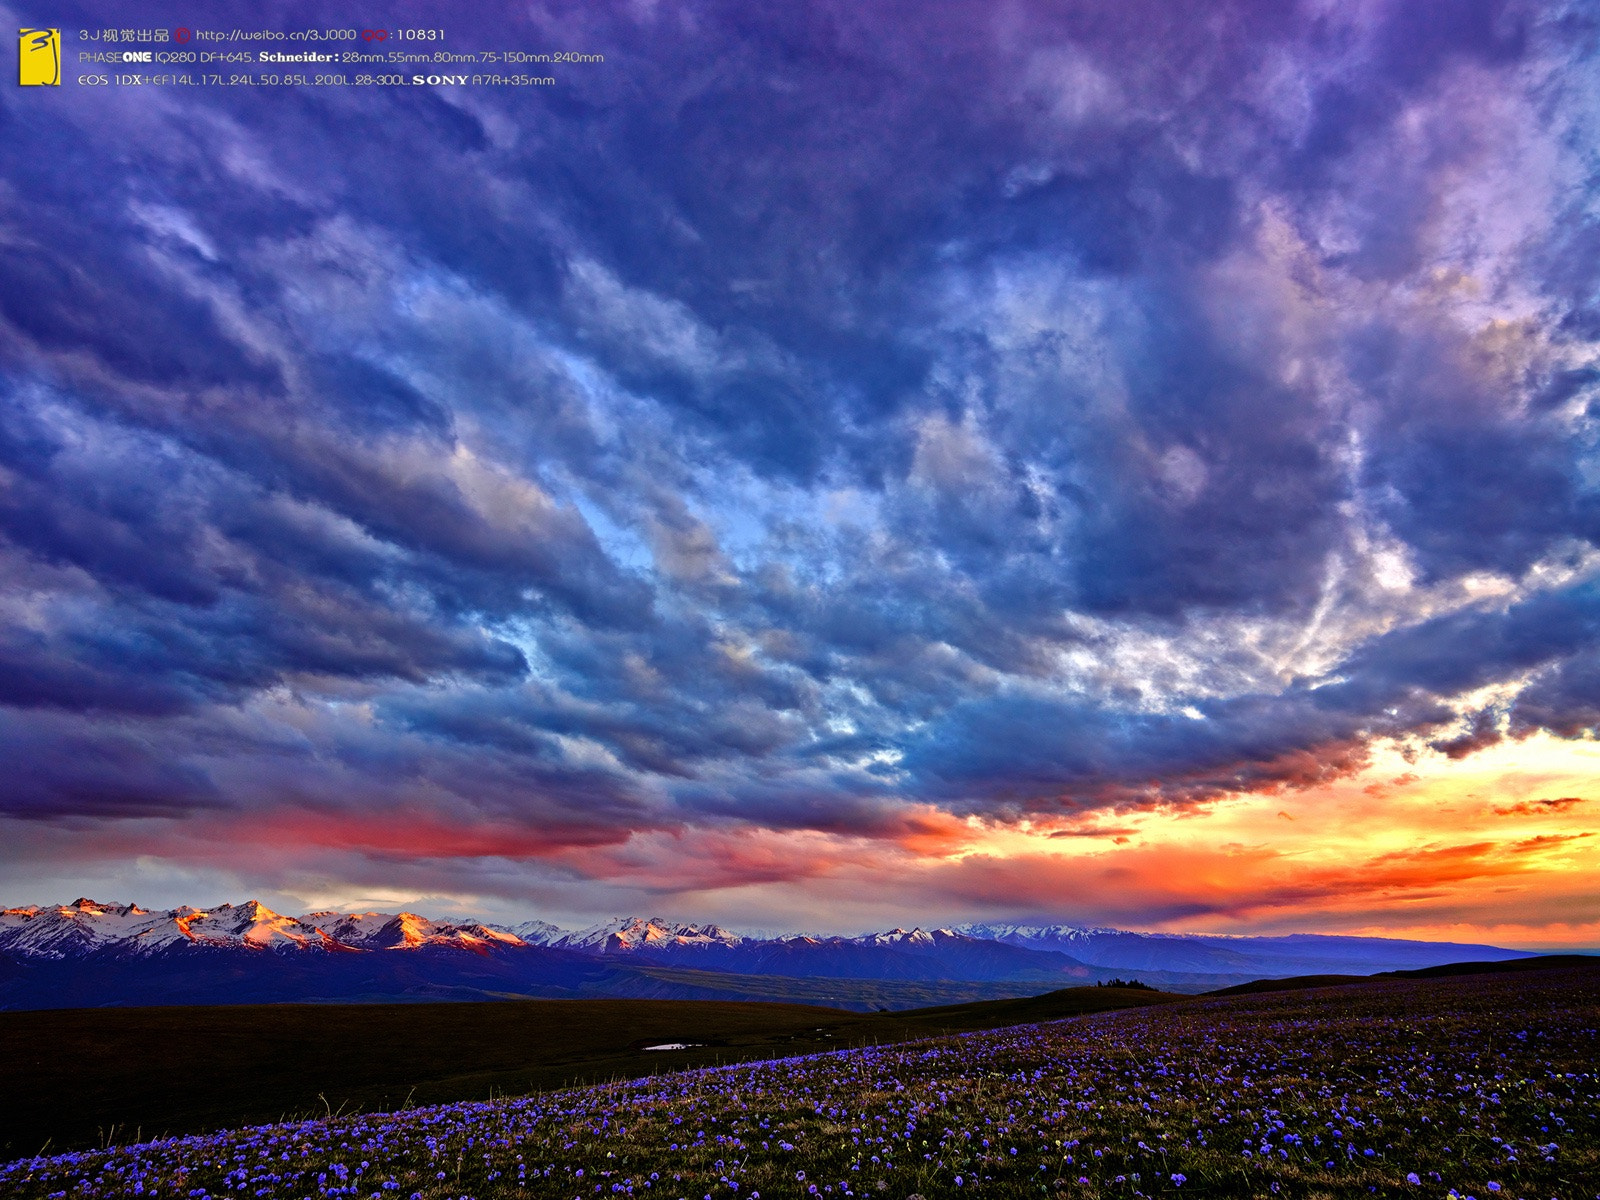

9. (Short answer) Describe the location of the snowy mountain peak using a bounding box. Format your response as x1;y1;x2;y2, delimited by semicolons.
0;900;541;958
393;912;435;946
1;898;200;958
66;897;147;915
508;918;567;946
556;916;744;952
300;910;528;952
955;922;1106;943
173;901;333;950
385;912;527;951
855;927;939;947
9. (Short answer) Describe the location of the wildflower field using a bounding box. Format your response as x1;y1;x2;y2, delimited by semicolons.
3;965;1595;1200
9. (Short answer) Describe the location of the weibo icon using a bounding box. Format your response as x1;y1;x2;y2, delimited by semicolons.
19;28;60;86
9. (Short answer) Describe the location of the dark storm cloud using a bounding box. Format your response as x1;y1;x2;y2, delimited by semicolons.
0;390;529;710
0;710;223;819
1;0;1597;852
899;690;1374;813
900;576;1600;810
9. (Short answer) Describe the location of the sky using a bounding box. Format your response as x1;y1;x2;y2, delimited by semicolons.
2;0;1598;946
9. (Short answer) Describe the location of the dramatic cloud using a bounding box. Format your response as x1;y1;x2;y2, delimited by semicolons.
1494;796;1587;817
2;0;1598;934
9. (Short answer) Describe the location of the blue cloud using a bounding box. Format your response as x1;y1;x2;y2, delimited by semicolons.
0;0;1597;865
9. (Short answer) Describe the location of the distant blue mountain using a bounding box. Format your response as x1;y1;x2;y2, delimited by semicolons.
954;922;1535;977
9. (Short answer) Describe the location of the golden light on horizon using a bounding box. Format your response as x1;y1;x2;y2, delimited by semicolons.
898;732;1599;947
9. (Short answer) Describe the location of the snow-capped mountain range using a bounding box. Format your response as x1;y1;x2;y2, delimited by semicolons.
0;901;975;964
0;898;528;957
521;915;747;953
0;898;1542;1011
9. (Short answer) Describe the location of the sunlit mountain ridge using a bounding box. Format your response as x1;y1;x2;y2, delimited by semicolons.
1;901;1559;1013
3;898;1537;976
0;898;533;957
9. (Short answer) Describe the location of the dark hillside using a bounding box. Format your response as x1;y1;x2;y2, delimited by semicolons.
1207;952;1597;996
0;985;1171;1157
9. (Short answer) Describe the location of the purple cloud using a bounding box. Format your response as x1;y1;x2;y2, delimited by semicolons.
0;0;1596;913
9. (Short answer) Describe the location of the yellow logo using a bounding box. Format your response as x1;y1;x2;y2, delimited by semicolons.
19;28;60;86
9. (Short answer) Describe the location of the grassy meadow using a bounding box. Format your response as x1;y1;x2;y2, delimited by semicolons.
0;985;1178;1158
0;966;1593;1200
2;963;1596;1200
